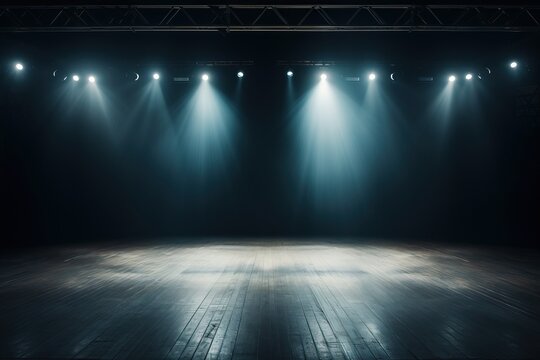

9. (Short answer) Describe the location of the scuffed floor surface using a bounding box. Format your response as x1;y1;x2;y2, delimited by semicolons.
1;239;539;359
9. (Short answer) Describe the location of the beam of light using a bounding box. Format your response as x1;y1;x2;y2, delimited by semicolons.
49;72;121;140
286;69;296;105
202;73;209;81
51;83;87;118
320;73;327;81
455;72;494;167
426;76;458;151
430;81;455;124
361;70;402;127
84;77;119;132
289;79;381;209
72;75;80;82
359;69;405;184
15;63;23;71
121;78;172;147
510;61;518;69
161;80;238;180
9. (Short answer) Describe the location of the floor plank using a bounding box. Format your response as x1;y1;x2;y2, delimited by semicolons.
0;240;539;359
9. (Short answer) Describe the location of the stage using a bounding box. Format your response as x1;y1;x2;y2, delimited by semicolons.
0;240;539;360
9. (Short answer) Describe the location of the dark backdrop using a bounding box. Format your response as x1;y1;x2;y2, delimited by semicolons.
1;31;539;246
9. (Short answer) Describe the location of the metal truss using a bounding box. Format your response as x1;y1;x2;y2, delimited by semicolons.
1;4;540;32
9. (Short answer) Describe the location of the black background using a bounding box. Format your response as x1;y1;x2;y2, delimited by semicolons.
1;31;539;246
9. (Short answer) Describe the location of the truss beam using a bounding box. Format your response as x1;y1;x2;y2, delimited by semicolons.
1;4;540;32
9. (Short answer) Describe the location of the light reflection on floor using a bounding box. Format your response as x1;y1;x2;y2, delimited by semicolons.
0;240;539;359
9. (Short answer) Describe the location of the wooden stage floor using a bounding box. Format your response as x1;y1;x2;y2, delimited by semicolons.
1;240;539;360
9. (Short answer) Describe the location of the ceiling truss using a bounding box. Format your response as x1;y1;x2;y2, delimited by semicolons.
1;4;540;32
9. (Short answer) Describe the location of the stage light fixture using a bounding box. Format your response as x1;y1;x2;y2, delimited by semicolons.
320;73;327;81
237;71;244;78
202;73;209;81
368;73;376;81
287;70;293;77
448;75;456;82
465;73;473;80
510;61;518;69
15;63;24;71
88;75;96;83
153;73;160;80
72;75;80;82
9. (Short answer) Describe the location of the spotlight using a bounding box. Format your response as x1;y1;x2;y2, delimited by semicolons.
88;75;96;83
72;75;80;82
15;63;24;71
287;70;293;77
202;73;209;81
448;75;456;82
237;71;244;78
510;61;518;69
320;73;327;81
153;73;160;80
465;73;473;80
368;73;376;81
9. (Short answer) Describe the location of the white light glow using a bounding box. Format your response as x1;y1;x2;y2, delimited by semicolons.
465;73;473;80
287;70;294;77
153;73;160;80
167;80;238;178
15;63;24;71
72;75;80;82
290;78;380;208
448;75;456;82
237;71;244;78
202;74;209;81
510;61;518;69
320;73;327;81
368;73;376;81
88;75;96;83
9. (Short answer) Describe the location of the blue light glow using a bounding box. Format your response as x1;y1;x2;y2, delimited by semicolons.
159;80;238;179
